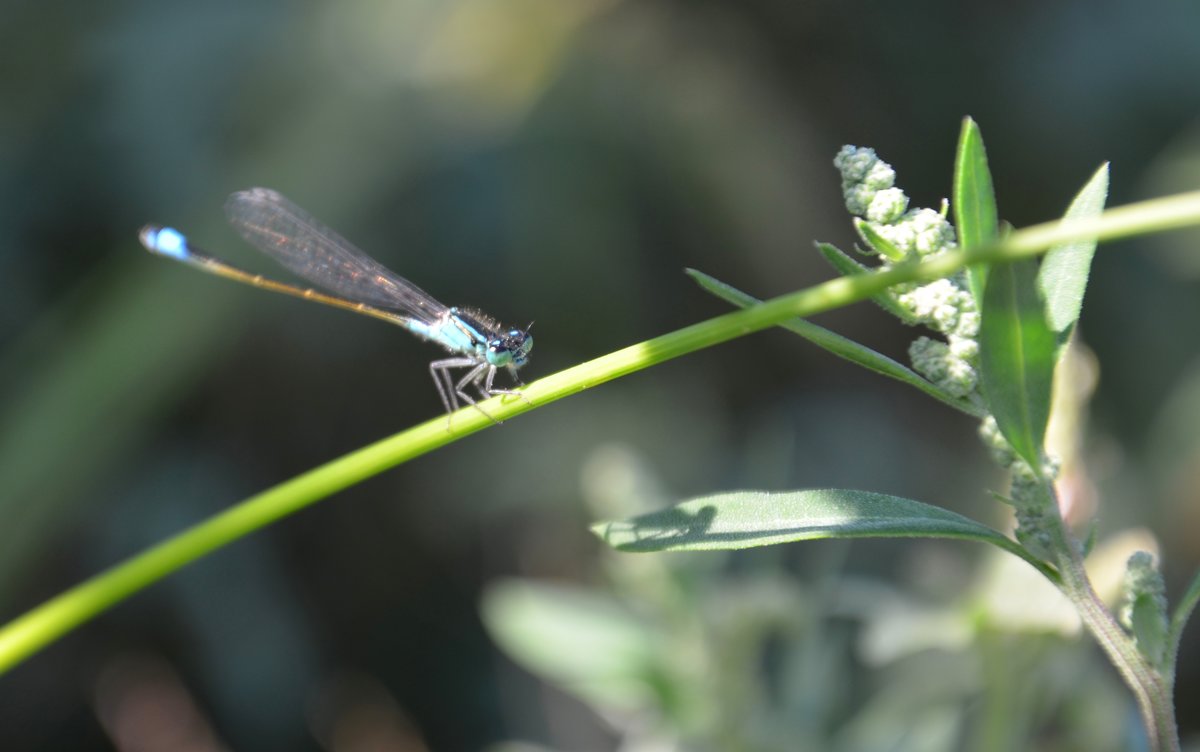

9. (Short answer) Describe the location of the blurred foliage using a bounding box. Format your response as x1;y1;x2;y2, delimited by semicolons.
2;0;1200;749
483;446;1150;750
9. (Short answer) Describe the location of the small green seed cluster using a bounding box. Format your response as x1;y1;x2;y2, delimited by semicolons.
835;146;977;398
978;416;1062;559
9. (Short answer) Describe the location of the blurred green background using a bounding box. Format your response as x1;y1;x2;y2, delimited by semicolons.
4;0;1200;749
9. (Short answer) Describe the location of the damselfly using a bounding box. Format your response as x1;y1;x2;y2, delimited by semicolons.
139;188;533;418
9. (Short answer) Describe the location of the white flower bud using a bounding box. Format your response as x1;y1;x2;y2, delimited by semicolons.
866;187;909;224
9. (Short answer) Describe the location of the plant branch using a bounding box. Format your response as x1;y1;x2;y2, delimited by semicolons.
1041;483;1179;751
2;190;1200;675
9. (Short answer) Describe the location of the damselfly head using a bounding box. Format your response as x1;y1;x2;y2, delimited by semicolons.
487;328;533;369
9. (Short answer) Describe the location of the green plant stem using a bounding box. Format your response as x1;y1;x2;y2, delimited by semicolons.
1040;484;1179;751
1167;569;1200;683
2;190;1200;676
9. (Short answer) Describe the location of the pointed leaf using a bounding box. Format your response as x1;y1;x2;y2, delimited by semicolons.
1168;566;1200;665
813;243;916;322
978;258;1057;468
594;490;999;550
1038;163;1109;346
592;489;1052;577
816;240;872;274
854;218;907;262
953;117;999;306
687;269;982;416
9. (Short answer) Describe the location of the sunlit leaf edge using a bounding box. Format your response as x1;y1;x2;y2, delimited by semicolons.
953;116;999;307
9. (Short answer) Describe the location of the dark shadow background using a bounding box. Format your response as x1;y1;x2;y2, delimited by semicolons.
3;0;1200;749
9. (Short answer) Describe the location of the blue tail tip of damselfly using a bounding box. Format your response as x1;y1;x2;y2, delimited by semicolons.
139;224;190;260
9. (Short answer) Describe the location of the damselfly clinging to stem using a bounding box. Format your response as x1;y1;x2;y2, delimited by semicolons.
139;188;533;420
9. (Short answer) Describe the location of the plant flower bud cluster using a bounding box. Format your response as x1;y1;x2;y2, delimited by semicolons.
834;146;977;398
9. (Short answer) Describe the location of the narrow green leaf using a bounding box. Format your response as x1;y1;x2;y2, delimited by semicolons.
953;116;999;306
978;259;1057;468
814;243;917;322
1038;163;1110;346
592;489;1055;578
687;269;983;416
816;241;871;273
1168;566;1200;667
854;218;907;262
